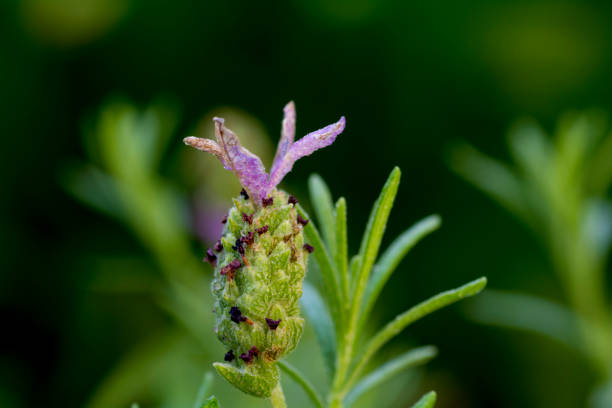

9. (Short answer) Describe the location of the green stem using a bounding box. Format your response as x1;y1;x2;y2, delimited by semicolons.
329;310;357;408
278;361;324;408
269;382;287;408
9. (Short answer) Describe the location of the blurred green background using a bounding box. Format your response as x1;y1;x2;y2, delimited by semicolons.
2;0;612;407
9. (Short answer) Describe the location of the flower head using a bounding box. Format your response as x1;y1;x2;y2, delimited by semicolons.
188;103;343;398
184;102;345;202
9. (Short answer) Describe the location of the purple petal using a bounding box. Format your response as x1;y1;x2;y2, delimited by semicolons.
270;101;296;177
266;116;345;193
213;117;269;199
183;136;230;169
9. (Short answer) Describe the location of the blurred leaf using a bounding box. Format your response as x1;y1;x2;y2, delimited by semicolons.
301;282;336;377
156;281;213;346
142;101;181;169
87;331;190;408
359;215;441;330
590;378;612;408
309;174;337;257
507;120;553;190
344;346;437;407
589;131;612;195
94;102;179;179
335;197;349;306
352;167;401;315
278;361;324;408
556;112;601;184
449;142;531;224
411;391;437;408
347;278;487;388
193;372;214;408
60;163;123;220
87;255;160;295
583;199;612;258
465;290;583;353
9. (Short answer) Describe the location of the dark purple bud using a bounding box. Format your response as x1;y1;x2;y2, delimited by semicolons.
220;259;242;279
288;195;298;206
229;306;247;324
265;318;282;330
221;215;228;224
240;188;249;200
248;346;259;358
232;237;245;255
262;196;274;207
214;240;224;252
221;267;235;280
224;350;235;362
256;225;269;235
297;214;309;226
204;248;217;266
242;212;253;225
242;231;254;246
303;243;315;253
239;353;253;364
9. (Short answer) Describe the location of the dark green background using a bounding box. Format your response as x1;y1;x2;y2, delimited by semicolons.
2;0;611;406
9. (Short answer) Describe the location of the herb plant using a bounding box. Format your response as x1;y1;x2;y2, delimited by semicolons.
450;112;612;407
186;102;487;407
63;102;217;408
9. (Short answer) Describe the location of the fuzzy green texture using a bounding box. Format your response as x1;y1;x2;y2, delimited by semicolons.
211;189;307;398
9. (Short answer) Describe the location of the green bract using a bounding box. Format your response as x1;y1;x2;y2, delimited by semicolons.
211;189;308;397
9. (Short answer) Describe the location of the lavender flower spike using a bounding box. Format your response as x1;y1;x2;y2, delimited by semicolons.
184;102;345;202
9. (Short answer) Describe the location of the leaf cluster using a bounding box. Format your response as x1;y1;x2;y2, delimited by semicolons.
284;168;487;408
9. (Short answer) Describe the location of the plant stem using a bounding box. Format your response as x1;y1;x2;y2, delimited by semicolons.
269;382;287;408
328;312;357;408
548;206;612;379
278;361;325;408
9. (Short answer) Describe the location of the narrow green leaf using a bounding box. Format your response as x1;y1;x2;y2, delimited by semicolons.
301;282;337;376
347;277;486;387
309;174;337;256
351;167;401;324
359;215;441;331
130;404;140;408
60;164;124;220
278;361;325;408
335;198;349;305
411;391;437;408
142;102;181;169
349;254;361;284
344;346;438;406
297;205;342;325
201;395;220;408
448;143;531;224
193;372;214;408
507;120;553;187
